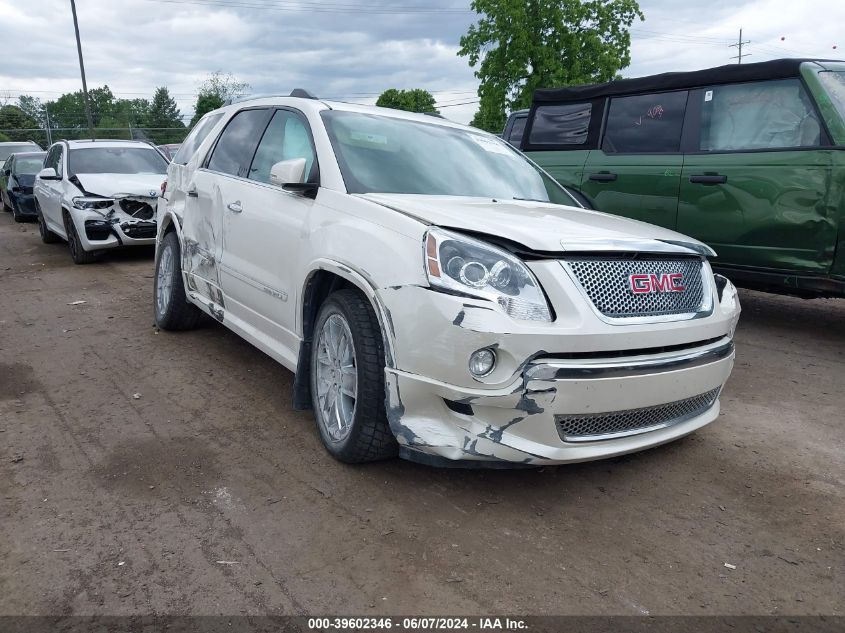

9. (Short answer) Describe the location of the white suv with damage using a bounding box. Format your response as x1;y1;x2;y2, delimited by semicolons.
155;93;740;467
34;139;168;263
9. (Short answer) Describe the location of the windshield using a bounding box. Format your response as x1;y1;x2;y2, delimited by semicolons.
68;147;168;175
15;154;46;175
818;70;845;126
321;110;551;200
0;144;38;161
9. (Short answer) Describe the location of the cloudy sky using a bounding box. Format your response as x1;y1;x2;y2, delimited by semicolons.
1;0;843;126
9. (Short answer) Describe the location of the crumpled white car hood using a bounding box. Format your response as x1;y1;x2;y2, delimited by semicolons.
74;172;164;198
358;193;714;255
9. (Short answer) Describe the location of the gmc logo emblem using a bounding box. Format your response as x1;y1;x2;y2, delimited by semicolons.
629;273;686;294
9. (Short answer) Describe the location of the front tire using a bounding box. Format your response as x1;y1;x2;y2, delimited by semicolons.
36;202;60;243
310;289;398;463
154;230;200;331
64;212;98;264
12;200;26;223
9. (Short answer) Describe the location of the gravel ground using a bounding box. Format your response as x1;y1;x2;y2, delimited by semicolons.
0;211;842;617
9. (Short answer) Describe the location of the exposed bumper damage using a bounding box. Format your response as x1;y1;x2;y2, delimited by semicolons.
379;267;739;466
75;194;158;250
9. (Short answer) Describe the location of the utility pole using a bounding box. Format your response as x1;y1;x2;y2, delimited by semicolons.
69;0;95;138
729;28;751;64
45;107;53;146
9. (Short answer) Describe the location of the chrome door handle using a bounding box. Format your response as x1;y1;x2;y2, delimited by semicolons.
187;187;198;198
227;201;243;214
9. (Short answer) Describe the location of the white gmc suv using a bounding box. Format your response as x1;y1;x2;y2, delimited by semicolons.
34;139;168;263
155;93;740;467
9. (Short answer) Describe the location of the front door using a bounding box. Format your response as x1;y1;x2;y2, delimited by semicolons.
580;90;689;229
678;79;837;274
219;108;318;363
37;144;65;233
181;107;272;309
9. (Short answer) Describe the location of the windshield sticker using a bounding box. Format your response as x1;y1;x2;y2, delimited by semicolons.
705;90;713;102
470;134;513;156
350;131;388;145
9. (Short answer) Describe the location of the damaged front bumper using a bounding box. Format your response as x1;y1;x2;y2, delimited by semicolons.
379;263;739;466
72;196;158;250
386;337;734;466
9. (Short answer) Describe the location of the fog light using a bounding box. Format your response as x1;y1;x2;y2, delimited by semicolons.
468;348;496;377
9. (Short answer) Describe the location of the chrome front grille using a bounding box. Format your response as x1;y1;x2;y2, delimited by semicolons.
556;388;720;442
564;258;707;318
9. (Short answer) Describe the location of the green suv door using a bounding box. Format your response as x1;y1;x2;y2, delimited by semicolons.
677;78;836;275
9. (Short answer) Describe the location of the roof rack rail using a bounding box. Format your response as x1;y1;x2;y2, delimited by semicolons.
225;89;319;105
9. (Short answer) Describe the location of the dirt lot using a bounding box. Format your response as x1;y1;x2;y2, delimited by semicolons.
0;210;842;617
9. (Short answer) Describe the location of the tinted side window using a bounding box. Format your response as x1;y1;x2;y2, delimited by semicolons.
207;109;270;177
45;145;64;177
529;103;592;145
248;110;317;185
602;91;688;153
699;79;820;151
173;113;224;165
506;115;527;146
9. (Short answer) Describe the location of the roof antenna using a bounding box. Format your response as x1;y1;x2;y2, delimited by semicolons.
289;88;318;99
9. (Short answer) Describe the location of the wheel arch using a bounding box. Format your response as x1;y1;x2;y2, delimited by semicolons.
293;259;396;410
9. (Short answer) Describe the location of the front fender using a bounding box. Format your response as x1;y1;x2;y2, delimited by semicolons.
300;257;397;368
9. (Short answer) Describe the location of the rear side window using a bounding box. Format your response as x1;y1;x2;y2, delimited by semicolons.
248;110;317;185
529;103;592;145
602;91;688;153
173;112;224;165
207;109;270;177
698;79;820;151
505;115;527;146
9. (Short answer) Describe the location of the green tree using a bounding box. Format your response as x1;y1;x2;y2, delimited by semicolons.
190;71;250;126
0;105;40;143
375;88;439;113
459;0;644;132
146;87;184;144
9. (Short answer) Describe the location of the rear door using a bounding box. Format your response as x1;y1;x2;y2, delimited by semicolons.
678;78;835;274
581;91;688;229
181;108;272;310
219;108;319;363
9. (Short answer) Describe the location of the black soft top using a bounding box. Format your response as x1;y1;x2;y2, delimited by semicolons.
533;58;844;103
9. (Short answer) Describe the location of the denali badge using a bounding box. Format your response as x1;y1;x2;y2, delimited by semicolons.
629;273;686;294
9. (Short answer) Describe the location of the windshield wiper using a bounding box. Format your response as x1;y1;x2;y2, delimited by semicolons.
512;196;548;203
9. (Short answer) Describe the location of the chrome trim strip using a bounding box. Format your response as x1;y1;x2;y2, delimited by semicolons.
558;236;715;257
525;339;734;381
219;263;289;301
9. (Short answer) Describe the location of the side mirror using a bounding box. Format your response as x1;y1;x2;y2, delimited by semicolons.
269;158;306;187
38;167;58;180
2;169;9;177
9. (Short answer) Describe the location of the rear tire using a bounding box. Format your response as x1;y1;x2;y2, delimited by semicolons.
154;230;200;331
36;202;60;243
310;289;398;463
64;212;98;264
12;200;25;223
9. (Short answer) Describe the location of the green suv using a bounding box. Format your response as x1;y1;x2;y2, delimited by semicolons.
506;59;845;298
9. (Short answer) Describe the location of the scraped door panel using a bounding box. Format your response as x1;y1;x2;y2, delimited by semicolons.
181;168;226;308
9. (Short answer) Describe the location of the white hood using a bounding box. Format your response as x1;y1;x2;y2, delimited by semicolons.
358;194;714;256
74;173;164;198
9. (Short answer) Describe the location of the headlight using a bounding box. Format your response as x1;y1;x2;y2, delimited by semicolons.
424;228;552;322
72;196;114;210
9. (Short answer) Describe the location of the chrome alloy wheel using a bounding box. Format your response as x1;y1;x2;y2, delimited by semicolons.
315;313;358;441
156;242;175;316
